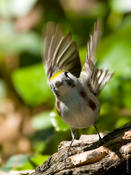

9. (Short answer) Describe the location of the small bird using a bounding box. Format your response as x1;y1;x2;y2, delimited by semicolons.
42;19;113;158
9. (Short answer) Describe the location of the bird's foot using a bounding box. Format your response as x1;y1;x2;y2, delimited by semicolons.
62;151;69;161
98;134;104;146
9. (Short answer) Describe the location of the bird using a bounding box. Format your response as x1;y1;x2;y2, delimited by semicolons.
42;19;113;159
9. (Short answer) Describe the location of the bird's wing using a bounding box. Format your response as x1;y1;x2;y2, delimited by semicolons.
43;22;81;82
80;19;113;95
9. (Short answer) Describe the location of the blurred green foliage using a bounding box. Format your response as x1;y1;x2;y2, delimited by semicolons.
32;111;52;130
0;21;41;56
0;155;30;171
0;154;49;171
0;0;131;170
50;109;69;132
12;64;54;106
98;24;131;76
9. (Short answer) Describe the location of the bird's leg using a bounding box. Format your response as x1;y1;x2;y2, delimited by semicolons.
63;128;75;160
94;122;102;143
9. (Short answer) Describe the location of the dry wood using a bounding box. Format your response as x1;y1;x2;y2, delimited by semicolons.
32;122;131;175
1;123;130;175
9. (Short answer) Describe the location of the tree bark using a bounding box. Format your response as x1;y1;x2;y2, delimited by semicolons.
32;122;131;175
1;123;130;175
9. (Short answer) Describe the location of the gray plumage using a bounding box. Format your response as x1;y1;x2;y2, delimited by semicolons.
80;19;113;95
43;20;113;95
43;22;81;81
42;20;113;158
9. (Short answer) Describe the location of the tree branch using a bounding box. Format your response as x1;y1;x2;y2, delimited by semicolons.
32;122;131;175
1;123;130;175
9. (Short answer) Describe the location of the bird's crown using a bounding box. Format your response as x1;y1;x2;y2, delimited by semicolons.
50;70;63;81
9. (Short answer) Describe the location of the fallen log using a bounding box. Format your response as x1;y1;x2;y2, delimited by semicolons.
32;122;131;175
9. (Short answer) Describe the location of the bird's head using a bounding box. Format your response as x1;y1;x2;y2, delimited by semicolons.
49;70;77;98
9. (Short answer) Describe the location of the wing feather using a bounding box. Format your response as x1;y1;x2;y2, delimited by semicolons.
80;19;113;95
43;22;81;81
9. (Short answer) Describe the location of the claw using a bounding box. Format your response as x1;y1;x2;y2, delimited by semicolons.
62;152;69;161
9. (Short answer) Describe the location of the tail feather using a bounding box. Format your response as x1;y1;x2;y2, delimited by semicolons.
90;68;113;95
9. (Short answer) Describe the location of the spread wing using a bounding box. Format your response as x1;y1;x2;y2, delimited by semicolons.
80;19;113;95
43;22;81;81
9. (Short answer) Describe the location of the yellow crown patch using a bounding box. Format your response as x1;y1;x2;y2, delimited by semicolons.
50;70;63;81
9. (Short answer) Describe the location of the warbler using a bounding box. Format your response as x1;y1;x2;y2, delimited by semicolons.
42;20;113;158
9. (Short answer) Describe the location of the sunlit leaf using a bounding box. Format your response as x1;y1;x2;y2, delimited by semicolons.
0;21;41;55
11;64;54;106
0;155;30;171
15;154;49;170
115;117;131;128
79;46;86;65
97;25;131;77
31;154;50;165
16;161;34;170
32;112;52;130
50;109;69;132
32;141;46;154
122;78;131;108
110;0;131;13
0;0;37;17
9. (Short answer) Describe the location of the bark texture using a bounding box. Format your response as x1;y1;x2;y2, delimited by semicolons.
32;122;131;175
3;123;130;175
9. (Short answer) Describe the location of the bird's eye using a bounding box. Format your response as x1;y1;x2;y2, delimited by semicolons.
64;72;69;78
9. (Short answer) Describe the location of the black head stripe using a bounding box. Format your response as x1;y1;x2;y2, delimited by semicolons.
64;72;69;78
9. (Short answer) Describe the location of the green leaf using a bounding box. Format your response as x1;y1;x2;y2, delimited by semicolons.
15;154;49;170
16;161;34;170
110;0;131;13
32;111;52;130
2;154;50;171
99;76;121;105
115;118;131;128
97;25;131;77
11;64;54;106
32;141;46;154
79;46;86;65
0;155;29;171
31;154;50;166
11;32;41;55
50;109;69;132
0;0;37;17
0;21;41;55
122;78;131;108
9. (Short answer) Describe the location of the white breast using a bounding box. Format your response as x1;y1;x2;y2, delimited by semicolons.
59;88;100;129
